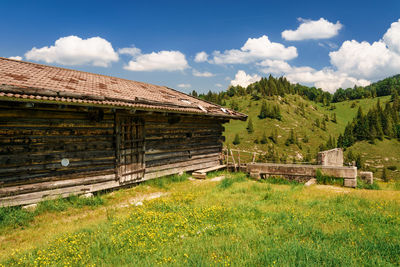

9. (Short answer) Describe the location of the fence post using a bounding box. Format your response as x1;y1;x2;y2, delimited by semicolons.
237;150;241;171
230;149;237;172
252;152;256;163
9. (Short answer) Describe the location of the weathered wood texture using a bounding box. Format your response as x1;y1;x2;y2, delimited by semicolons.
142;114;225;177
0;102;116;188
0;101;227;206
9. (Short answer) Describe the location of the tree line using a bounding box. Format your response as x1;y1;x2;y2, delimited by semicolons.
190;74;400;106
337;91;400;148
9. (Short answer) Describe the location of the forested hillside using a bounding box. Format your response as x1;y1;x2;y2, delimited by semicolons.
191;75;400;180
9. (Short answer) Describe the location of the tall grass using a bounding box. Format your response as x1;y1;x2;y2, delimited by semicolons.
217;172;247;189
144;172;190;188
0;194;104;231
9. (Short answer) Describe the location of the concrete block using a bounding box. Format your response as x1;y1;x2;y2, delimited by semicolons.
305;178;316;187
344;178;357;188
318;148;343;166
249;172;261;180
359;171;373;184
22;203;37;211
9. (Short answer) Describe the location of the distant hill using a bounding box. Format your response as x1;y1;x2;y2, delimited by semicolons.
191;74;400;181
332;74;400;102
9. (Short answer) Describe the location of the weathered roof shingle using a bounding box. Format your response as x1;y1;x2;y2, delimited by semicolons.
0;57;246;120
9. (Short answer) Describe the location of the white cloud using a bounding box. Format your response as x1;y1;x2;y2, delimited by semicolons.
177;83;191;88
383;19;400;54
215;83;223;87
194;51;208;62
230;70;261;87
124;50;189;71
211;35;297;64
118;47;141;57
192;69;215;77
259;59;370;92
327;19;400;81
9;56;22;61
282;18;342;41
330;42;400;81
257;18;400;92
25;35;119;67
285;68;370;92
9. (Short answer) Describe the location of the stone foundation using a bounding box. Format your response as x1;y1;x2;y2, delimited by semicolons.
359;171;373;184
247;163;357;188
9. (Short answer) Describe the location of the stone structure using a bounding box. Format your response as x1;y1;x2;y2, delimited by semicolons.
317;148;344;167
359;171;374;184
247;162;357;188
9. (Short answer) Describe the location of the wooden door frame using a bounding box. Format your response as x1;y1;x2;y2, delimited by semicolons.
115;111;145;184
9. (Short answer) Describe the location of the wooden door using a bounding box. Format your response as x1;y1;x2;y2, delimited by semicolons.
116;114;145;184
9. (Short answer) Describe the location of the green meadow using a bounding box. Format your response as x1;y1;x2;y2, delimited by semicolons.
1;173;399;266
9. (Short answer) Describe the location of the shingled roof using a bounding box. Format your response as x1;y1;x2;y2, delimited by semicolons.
0;57;246;120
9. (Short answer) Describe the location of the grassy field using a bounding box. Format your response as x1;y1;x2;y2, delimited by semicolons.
223;95;400;179
1;172;399;266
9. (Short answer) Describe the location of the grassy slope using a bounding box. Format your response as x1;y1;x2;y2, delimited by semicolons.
223;95;400;179
1;174;399;266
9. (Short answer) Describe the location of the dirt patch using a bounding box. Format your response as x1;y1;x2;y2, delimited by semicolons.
315;185;351;193
119;192;169;208
208;176;225;182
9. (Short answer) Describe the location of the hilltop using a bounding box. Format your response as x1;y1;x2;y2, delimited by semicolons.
193;75;400;180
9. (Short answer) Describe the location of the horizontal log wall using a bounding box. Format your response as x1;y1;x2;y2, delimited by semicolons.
0;101;228;206
143;113;226;178
0;101;117;206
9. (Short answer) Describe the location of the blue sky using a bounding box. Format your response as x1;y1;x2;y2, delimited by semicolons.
1;0;400;93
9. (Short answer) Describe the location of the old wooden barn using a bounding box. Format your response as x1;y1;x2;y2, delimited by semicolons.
0;58;246;206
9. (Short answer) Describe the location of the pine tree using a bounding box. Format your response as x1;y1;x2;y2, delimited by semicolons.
233;133;240;145
315;118;320;128
355;154;363;169
260;132;268;144
247;118;254;133
304;148;312;163
285;129;295;146
321;120;327;131
269;129;278;144
332;113;337;123
346;150;355;166
382;167;388;182
258;101;268;119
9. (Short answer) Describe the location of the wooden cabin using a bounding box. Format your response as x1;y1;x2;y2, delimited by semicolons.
0;58;246;206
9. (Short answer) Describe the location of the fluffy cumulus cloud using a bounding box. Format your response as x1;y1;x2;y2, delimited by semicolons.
123;50;189;71
230;70;261;87
9;56;22;60
282;18;342;41
211;35;297;64
25;36;119;67
384;19;400;54
177;83;191;88
194;51;209;62
285;68;370;92
259;59;370;92
329;19;400;81
192;69;214;77
257;18;400;92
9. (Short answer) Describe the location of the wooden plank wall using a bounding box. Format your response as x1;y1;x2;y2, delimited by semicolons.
0;101;117;206
0;101;227;206
143;114;226;179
